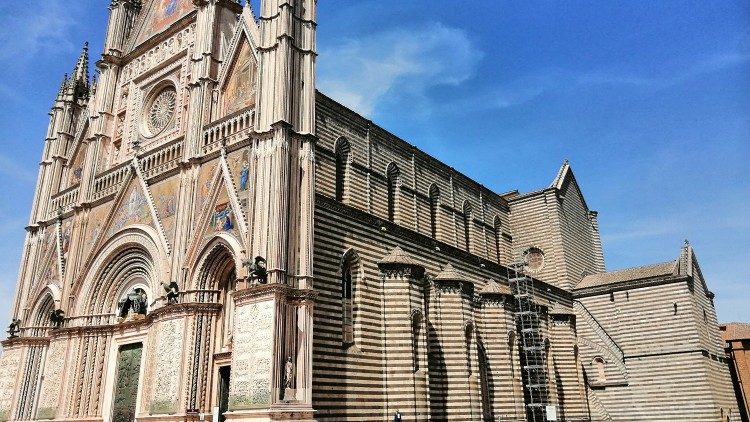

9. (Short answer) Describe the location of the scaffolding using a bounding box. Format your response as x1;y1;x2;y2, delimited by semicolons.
508;262;549;422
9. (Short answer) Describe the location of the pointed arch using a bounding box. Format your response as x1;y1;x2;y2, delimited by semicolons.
28;292;56;336
386;163;401;222
192;236;242;350
334;137;351;202
73;225;167;317
429;184;440;239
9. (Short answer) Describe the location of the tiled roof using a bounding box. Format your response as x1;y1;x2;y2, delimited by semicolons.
721;323;750;341
479;279;511;296
377;246;420;267
434;263;471;283
576;261;678;289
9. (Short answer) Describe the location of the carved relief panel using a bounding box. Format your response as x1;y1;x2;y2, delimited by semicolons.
229;299;275;410
149;318;185;415
0;349;22;422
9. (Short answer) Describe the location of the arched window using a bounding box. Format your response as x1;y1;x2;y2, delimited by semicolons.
386;163;400;222
593;357;606;382
341;250;359;344
493;215;502;264
429;184;440;238
334;138;351;202
463;201;473;252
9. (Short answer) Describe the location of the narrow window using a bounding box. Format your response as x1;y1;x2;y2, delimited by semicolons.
342;261;353;344
429;184;440;238
463;201;473;252
609;291;615;302
386;163;400;222
673;302;678;315
334;138;350;202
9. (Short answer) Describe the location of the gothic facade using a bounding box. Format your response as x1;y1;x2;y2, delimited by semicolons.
0;1;741;421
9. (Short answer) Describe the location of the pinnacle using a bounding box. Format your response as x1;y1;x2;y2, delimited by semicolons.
72;41;90;86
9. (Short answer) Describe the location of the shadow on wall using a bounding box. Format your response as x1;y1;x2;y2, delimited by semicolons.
427;321;447;420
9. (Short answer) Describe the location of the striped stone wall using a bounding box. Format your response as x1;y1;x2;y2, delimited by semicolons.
312;195;586;421
575;276;741;421
315;93;512;266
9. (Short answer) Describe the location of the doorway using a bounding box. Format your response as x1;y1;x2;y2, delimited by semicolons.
218;366;231;422
112;343;143;422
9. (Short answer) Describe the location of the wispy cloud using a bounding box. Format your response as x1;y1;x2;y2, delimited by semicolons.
459;51;750;113
0;154;37;184
318;23;483;116
0;1;80;65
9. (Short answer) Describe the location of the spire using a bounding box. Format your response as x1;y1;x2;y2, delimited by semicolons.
56;73;69;101
68;42;90;101
72;42;90;85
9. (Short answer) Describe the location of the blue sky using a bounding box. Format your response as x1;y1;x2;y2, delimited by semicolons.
0;1;747;324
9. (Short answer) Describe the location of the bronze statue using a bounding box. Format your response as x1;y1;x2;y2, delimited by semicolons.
163;281;180;304
49;309;65;328
118;288;149;319
7;319;21;339
243;256;268;284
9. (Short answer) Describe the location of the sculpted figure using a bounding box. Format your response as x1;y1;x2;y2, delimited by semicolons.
244;256;268;284
163;281;180;304
284;356;294;389
49;309;65;328
7;319;21;339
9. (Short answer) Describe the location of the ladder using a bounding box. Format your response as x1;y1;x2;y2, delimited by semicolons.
508;262;549;422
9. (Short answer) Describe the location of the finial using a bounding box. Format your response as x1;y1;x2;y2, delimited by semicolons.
684;239;690;246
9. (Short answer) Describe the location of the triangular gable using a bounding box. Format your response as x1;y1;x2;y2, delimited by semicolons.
184;155;248;268
550;160;591;212
74;167;159;289
217;23;259;117
125;0;196;53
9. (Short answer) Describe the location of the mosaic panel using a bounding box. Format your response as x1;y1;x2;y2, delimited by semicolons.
223;39;257;116
108;181;153;237
150;176;180;244
136;0;194;45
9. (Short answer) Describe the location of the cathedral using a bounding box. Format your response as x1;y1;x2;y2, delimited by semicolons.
0;1;742;421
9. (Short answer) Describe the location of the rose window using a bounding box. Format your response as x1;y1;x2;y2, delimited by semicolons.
146;86;176;135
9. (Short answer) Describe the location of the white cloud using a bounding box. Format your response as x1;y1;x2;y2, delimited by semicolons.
318;23;483;116
0;1;80;64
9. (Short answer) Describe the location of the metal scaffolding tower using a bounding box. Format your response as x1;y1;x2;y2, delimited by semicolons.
508;262;549;422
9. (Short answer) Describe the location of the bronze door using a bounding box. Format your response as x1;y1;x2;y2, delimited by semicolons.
112;343;143;422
